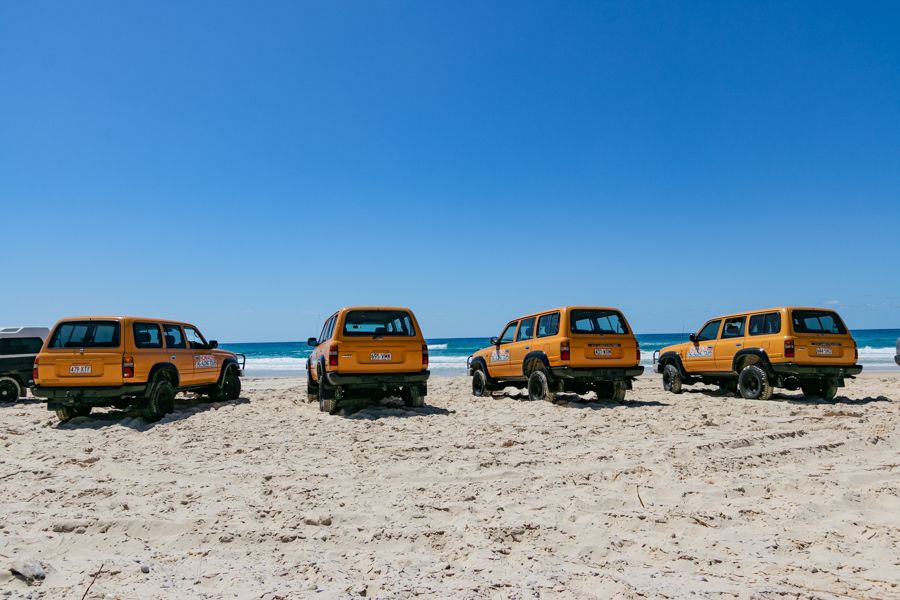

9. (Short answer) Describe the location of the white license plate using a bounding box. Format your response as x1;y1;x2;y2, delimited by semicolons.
69;365;92;374
370;353;392;361
593;348;612;357
816;347;834;356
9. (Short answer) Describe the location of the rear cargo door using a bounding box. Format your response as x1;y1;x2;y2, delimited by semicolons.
789;310;855;365
337;310;424;374
568;309;638;368
41;320;123;387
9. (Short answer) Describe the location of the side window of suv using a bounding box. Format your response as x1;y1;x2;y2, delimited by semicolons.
163;324;187;349
499;322;518;345
721;317;745;339
749;312;781;336
184;326;208;349
696;320;721;342
516;317;536;342
537;313;560;338
134;322;163;349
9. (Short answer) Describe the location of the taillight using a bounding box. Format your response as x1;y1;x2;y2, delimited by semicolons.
636;342;641;363
784;338;795;358
123;355;135;378
32;358;39;382
854;346;858;361
560;340;570;361
422;344;429;368
328;343;339;367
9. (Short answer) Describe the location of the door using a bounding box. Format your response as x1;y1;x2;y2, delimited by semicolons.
162;324;194;386
131;322;170;383
715;316;746;371
508;316;536;377
684;319;721;373
487;321;518;378
185;325;220;385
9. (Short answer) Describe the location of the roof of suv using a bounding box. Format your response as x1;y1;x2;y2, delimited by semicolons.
709;306;840;320
55;316;196;326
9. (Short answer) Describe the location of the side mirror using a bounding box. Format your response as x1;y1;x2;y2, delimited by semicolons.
307;337;318;347
209;340;219;349
490;336;499;345
689;333;697;343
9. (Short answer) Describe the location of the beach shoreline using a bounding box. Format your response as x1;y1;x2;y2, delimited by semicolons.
2;372;898;597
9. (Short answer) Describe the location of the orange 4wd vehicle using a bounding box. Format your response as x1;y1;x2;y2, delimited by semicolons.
306;307;430;414
468;306;644;403
33;317;245;422
654;307;862;401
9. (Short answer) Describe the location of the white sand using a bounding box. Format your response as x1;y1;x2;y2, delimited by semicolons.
1;372;899;598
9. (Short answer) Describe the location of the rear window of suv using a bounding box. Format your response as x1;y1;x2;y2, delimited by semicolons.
49;321;121;348
791;310;848;335
570;309;629;334
342;310;416;337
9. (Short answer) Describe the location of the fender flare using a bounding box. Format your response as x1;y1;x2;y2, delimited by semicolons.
732;349;773;375
469;356;491;378
148;363;180;388
522;351;551;377
658;352;687;377
217;358;239;384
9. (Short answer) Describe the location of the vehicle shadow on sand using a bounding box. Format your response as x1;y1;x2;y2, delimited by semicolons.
490;389;669;409
57;396;251;431
690;386;893;405
337;398;453;420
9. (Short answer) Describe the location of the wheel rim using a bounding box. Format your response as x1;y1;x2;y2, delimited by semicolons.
473;373;485;395
223;374;237;398
745;373;760;394
663;371;672;390
528;376;545;400
0;381;16;402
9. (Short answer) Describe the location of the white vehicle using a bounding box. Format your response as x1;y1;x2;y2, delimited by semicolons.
0;327;50;402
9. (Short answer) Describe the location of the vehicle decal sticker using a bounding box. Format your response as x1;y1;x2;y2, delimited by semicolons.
490;349;510;363
195;355;218;369
687;345;713;358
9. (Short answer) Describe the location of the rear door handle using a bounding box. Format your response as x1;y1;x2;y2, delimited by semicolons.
735;344;742;347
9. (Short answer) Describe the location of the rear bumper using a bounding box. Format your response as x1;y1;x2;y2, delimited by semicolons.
550;366;644;380
33;384;148;403
324;371;430;387
770;364;863;377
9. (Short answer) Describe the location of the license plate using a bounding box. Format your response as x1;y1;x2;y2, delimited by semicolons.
816;347;833;356
370;353;392;361
593;348;612;357
69;365;92;374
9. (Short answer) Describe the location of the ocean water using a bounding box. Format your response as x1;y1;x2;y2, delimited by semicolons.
223;329;900;377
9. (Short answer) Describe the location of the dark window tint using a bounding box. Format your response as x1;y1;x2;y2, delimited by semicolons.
696;320;721;341
516;317;536;342
49;321;120;348
184;326;207;349
749;312;782;336
0;337;44;355
133;323;162;349
499;322;518;344
570;309;629;334
163;324;187;349
791;310;847;335
342;310;416;337
721;317;746;339
537;312;560;338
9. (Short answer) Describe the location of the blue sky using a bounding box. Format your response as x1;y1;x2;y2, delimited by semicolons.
2;1;899;341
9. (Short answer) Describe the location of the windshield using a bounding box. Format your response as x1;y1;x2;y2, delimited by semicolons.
791;310;848;335
570;309;629;334
342;310;416;337
49;321;121;348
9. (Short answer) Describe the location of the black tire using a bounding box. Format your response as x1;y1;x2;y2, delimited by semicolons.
319;396;338;414
662;364;683;394
801;382;838;401
143;378;176;422
221;367;241;401
738;364;774;401
317;364;339;414
472;369;488;397
403;387;425;408
55;405;92;423
597;380;627;401
527;368;557;403
307;369;319;403
0;377;21;403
